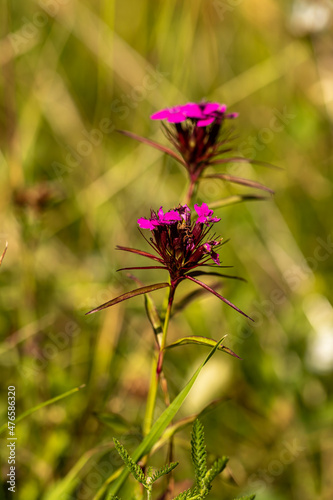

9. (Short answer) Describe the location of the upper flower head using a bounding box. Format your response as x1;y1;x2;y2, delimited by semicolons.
150;101;238;184
151;102;237;127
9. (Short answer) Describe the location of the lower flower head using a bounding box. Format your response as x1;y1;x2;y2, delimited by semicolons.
138;203;222;282
87;203;251;320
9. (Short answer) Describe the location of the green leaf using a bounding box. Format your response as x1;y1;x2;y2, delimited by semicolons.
113;438;146;486
86;283;170;315
191;420;207;490
173;490;193;500
165;335;242;359
205;456;229;484
98;338;225;500
149;461;178;483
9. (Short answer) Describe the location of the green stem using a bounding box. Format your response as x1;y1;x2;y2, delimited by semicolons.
143;286;175;436
184;178;197;206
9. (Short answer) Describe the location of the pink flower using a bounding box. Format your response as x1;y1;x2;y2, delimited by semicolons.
136;204;222;280
149;101;240;188
157;207;182;223
138;207;182;229
194;203;221;225
151;102;233;127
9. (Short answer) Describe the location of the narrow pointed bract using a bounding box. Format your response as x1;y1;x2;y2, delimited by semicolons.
86;283;170;315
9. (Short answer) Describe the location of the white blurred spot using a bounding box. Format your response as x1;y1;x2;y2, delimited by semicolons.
289;0;332;36
304;294;333;372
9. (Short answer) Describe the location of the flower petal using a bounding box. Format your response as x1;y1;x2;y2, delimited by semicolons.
162;209;182;222
167;112;187;123
182;103;203;118
150;109;171;120
204;102;226;114
138;218;157;230
197;117;215;127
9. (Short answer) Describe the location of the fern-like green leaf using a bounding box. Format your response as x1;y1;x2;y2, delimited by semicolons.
113;438;146;486
149;461;179;484
204;456;229;484
173;488;193;499
191;420;207;490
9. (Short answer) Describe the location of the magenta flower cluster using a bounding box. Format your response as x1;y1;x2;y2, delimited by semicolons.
151;102;238;127
137;203;222;272
137;203;220;230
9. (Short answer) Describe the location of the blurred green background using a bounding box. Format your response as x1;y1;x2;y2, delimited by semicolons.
1;0;333;499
